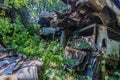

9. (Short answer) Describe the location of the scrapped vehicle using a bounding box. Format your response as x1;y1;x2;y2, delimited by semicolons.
60;0;120;57
38;11;64;43
64;24;120;79
62;0;120;79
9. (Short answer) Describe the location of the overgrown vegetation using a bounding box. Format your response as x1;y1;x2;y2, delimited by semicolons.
0;16;82;80
1;0;120;80
0;0;81;80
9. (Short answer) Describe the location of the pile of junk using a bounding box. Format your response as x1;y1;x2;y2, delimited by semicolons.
0;0;120;80
38;0;120;79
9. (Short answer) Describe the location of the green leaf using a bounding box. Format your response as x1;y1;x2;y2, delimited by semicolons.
48;0;53;3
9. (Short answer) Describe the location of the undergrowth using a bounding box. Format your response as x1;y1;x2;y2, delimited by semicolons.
0;17;82;80
1;17;120;80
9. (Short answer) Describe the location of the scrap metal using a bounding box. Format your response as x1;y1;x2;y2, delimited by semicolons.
59;0;120;79
0;44;43;80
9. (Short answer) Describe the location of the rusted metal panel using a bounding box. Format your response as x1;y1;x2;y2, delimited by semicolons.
87;0;104;12
96;25;120;59
106;0;120;16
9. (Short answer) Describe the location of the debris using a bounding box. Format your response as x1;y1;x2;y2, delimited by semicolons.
106;0;120;16
58;0;120;79
15;60;42;80
64;36;96;72
38;11;64;43
0;45;43;80
0;75;18;80
87;0;104;12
